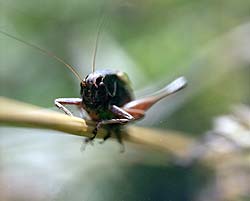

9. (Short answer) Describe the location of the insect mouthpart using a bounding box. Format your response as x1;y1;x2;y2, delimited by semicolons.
81;76;108;106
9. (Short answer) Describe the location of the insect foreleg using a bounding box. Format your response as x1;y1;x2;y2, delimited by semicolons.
54;98;82;116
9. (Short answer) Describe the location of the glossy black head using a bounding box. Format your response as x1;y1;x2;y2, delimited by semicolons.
80;70;134;109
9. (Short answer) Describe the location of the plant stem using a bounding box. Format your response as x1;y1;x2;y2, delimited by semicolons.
0;97;195;159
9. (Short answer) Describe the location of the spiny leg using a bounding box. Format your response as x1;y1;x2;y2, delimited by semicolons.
85;118;128;145
82;122;100;147
88;118;130;150
92;118;131;139
85;106;146;148
84;105;146;146
89;105;135;140
54;98;92;150
84;125;112;147
88;105;146;145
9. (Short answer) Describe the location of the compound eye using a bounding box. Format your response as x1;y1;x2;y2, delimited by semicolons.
95;76;103;85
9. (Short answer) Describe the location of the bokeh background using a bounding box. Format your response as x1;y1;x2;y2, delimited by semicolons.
0;0;250;200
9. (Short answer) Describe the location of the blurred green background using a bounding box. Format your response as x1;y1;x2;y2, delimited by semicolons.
1;0;250;200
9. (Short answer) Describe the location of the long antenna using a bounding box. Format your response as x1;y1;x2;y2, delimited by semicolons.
92;15;106;73
0;30;84;83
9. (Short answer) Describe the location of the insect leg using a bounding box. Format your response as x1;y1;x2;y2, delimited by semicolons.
87;106;145;146
123;108;145;120
54;98;82;116
123;76;187;112
91;105;134;138
94;118;130;131
99;129;112;144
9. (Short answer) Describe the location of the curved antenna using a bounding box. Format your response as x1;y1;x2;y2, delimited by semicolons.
92;16;106;73
0;30;84;83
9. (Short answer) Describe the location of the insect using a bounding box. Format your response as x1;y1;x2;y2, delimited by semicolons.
0;29;187;145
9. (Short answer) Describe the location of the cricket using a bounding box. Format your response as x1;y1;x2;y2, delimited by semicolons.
0;27;187;145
